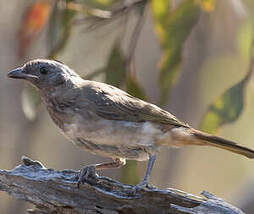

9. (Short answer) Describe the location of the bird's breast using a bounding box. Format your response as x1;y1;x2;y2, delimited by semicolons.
43;95;76;130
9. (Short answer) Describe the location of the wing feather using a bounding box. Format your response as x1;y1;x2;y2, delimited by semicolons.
71;81;189;127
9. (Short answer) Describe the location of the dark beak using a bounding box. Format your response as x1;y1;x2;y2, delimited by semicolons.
8;67;26;79
7;67;38;80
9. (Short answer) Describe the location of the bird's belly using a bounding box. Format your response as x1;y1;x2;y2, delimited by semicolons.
75;138;155;161
63;119;162;160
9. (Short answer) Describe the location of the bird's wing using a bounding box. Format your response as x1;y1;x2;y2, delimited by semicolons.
68;81;189;128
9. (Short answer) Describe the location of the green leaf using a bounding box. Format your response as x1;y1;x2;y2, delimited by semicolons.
200;75;250;134
21;85;41;120
121;160;139;185
200;24;254;134
104;43;126;87
151;0;200;105
126;74;147;100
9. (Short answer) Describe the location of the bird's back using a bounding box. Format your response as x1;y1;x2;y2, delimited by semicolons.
73;80;189;128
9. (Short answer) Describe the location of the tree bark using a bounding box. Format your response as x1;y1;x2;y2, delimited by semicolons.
0;156;245;214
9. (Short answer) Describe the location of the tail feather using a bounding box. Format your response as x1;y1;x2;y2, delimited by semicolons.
193;131;254;159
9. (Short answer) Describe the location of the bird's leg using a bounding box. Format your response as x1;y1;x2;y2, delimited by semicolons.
77;158;126;187
136;154;156;188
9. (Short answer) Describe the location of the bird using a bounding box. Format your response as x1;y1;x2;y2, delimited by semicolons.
7;59;254;187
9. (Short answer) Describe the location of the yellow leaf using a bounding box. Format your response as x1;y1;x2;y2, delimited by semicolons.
150;0;171;21
195;0;215;12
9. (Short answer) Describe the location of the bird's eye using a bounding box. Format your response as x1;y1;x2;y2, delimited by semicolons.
40;67;48;75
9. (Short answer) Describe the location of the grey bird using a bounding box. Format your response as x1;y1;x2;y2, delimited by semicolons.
7;59;254;187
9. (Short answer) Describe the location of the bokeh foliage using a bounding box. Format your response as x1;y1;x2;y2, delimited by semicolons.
200;75;250;134
200;20;254;133
151;0;200;105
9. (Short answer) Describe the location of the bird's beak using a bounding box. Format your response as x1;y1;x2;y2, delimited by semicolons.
7;67;38;80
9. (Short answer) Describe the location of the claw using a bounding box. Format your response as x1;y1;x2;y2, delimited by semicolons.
135;180;148;189
134;180;155;191
77;165;98;188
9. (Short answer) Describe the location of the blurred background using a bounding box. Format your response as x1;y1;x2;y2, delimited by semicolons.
1;0;254;213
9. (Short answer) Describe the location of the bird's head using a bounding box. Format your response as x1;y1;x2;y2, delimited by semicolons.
7;59;80;90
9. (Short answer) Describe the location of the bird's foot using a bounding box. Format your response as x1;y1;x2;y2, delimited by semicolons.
76;165;98;188
136;180;148;189
133;180;155;191
133;180;149;191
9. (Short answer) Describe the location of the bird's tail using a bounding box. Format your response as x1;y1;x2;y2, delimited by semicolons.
193;130;254;159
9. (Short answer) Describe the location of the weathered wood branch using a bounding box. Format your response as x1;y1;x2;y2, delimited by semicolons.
0;156;244;214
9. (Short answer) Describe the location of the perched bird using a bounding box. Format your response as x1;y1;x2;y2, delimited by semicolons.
7;59;254;187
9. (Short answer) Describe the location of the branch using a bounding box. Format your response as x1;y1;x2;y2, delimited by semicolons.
125;3;147;75
0;156;245;214
73;0;147;32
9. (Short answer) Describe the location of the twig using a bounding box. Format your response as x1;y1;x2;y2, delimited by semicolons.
66;2;112;19
125;3;147;75
0;156;245;214
73;0;147;32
